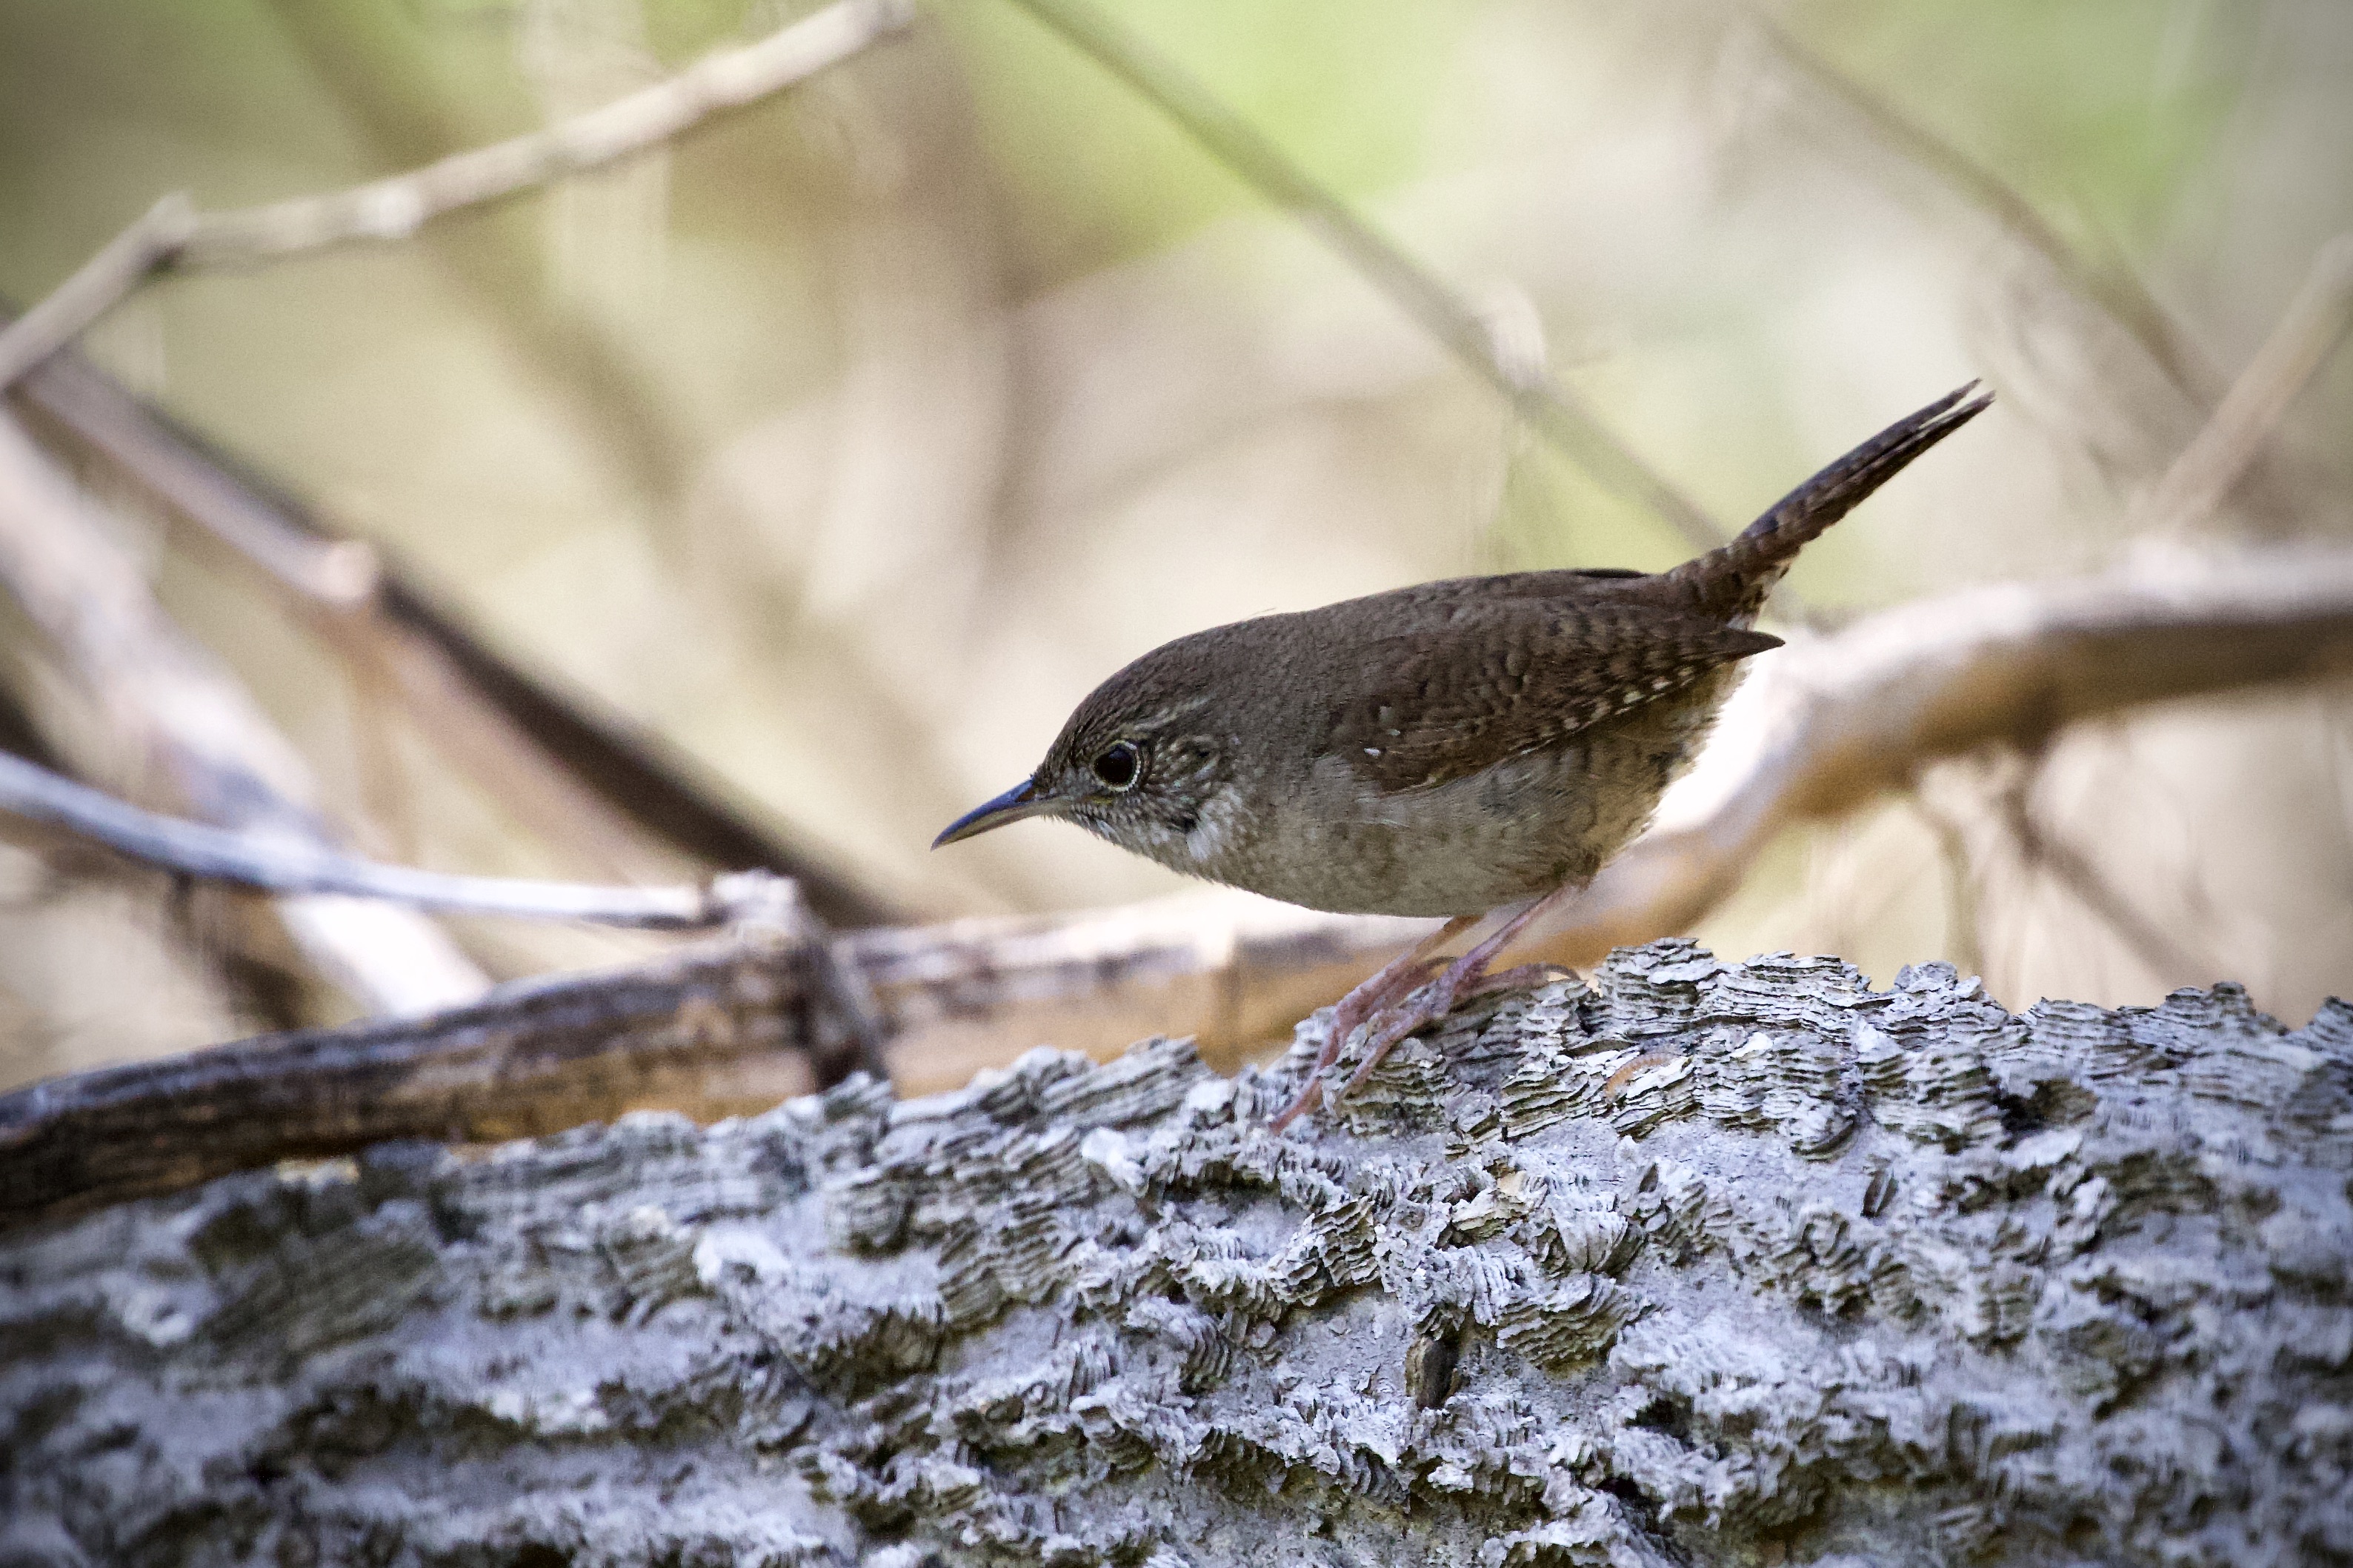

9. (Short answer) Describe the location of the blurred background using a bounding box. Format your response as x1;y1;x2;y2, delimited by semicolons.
0;0;2347;1094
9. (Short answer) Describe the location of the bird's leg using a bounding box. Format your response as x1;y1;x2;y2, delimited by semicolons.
1266;914;1478;1132
1326;882;1585;1110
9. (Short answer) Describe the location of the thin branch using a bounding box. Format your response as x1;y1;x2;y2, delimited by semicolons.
1904;787;1986;982
0;196;197;393
2141;233;2353;535
1517;547;2353;965
0;930;873;1227
0;0;913;392
999;0;1725;554
0;747;801;930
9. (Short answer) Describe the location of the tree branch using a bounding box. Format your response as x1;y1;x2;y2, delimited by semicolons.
1520;545;2353;967
1745;7;2220;404
0;0;913;390
0;747;809;929
0;928;871;1227
2140;232;2353;536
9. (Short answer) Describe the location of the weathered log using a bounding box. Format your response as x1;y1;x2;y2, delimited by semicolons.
4;944;2347;1565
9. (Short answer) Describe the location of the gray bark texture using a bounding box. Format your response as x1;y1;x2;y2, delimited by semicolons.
4;942;2350;1567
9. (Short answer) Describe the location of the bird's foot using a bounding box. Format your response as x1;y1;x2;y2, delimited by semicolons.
1266;916;1476;1133
1322;944;1517;1110
1268;889;1582;1133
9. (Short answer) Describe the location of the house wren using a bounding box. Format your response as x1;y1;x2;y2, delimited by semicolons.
936;384;1990;1127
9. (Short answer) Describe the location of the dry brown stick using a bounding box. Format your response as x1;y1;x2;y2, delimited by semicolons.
9;347;911;926
1001;0;1725;554
0;410;487;1013
2141;233;2353;535
0;930;865;1228
0;0;913;391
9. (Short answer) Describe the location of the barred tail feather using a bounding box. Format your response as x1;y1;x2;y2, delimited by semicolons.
1663;382;1992;623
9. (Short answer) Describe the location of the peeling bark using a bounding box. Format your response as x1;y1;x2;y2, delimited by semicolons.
3;944;2349;1566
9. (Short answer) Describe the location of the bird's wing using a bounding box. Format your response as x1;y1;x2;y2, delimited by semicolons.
1324;596;1780;793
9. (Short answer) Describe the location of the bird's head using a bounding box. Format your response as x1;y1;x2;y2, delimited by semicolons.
933;652;1236;870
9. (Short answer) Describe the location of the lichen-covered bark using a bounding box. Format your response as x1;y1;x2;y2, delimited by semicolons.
4;943;2349;1567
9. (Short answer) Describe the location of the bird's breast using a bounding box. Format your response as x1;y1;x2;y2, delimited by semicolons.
1176;686;1731;917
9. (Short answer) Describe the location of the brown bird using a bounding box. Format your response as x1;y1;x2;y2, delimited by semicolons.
936;384;1991;1129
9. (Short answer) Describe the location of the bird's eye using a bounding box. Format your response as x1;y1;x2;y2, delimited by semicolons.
1091;741;1141;792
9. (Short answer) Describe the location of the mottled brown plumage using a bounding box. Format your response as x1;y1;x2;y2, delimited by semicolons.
936;383;1990;1124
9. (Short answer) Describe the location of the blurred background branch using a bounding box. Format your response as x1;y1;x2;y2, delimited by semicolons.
2143;232;2353;535
9;342;904;925
1740;5;2223;406
0;407;489;1013
0;745;817;930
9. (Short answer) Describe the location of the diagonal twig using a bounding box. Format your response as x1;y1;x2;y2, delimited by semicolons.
0;0;914;391
1904;786;1986;983
999;0;1725;553
1990;755;2211;983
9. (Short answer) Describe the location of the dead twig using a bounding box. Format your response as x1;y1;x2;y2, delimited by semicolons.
1000;0;1725;553
0;930;866;1227
0;0;913;390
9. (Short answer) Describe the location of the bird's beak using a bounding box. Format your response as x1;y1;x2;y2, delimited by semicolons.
932;778;1067;848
